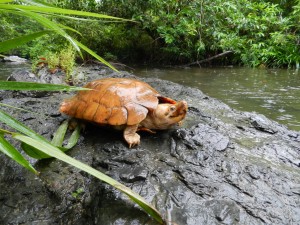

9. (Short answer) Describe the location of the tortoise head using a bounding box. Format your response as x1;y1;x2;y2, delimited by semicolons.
145;100;188;130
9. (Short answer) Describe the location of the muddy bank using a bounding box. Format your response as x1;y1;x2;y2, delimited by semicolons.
0;66;299;225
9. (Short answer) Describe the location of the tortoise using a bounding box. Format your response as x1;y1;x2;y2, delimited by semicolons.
60;78;188;147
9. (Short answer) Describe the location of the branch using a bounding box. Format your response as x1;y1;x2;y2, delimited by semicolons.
183;51;233;67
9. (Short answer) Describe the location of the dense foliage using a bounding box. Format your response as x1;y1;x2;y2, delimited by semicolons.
1;0;299;67
98;0;300;67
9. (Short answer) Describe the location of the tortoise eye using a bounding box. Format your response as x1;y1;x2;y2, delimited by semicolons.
170;106;176;111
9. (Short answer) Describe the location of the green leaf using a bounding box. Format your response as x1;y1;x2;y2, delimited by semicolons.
63;123;81;149
0;3;126;69
17;9;80;52
0;109;52;158
0;134;38;174
0;81;90;91
26;123;79;157
13;134;164;224
21;142;51;159
0;109;82;159
45;13;118;23
58;23;82;36
0;109;47;142
0;31;50;53
0;0;13;3
0;109;55;158
75;40;118;72
51;120;68;147
0;4;129;21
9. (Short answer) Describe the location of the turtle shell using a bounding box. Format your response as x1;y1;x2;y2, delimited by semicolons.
60;78;162;126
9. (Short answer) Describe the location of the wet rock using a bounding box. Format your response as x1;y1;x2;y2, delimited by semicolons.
37;67;66;84
6;70;52;98
119;166;149;183
247;113;277;134
7;69;37;82
0;67;300;225
206;200;240;224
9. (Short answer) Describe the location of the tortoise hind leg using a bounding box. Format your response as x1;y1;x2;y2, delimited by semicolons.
124;124;140;148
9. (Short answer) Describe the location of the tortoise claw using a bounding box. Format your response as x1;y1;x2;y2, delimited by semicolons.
124;125;140;148
126;133;140;148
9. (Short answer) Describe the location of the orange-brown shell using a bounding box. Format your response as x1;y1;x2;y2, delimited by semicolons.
60;78;166;126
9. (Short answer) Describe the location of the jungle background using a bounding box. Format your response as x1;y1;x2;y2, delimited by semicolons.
1;0;300;68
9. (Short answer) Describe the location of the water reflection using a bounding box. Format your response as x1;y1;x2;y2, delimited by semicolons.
134;67;300;131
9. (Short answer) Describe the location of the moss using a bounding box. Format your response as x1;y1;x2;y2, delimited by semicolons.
58;46;75;80
32;46;76;81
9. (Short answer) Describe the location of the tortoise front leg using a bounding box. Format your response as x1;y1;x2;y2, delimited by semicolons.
124;124;140;148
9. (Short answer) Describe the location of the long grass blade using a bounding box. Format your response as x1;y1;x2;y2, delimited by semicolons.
17;9;80;52
51;120;68;147
0;109;52;158
58;23;82;36
0;109;51;159
38;13;124;23
0;134;38;174
13;134;164;224
0;107;82;159
0;4;129;21
0;81;90;91
21;142;51;158
0;109;48;142
63;123;81;149
75;40;118;72
0;0;13;3
0;30;50;53
0;109;81;158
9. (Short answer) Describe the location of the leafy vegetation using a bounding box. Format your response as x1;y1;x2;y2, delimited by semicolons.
0;0;125;72
98;0;300;67
31;45;76;80
2;0;299;67
19;0;297;67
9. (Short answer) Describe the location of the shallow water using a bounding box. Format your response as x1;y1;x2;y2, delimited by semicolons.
134;67;300;131
0;62;30;80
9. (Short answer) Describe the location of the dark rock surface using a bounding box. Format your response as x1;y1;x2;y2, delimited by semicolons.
0;66;299;225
